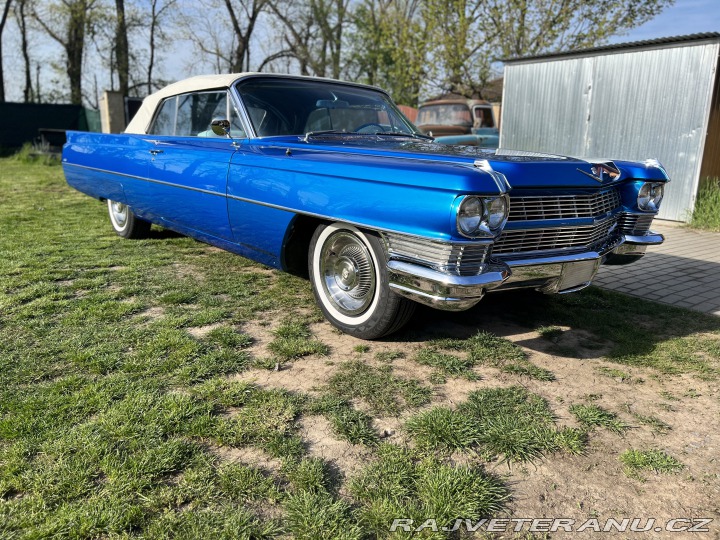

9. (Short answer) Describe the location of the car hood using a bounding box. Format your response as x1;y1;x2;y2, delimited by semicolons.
246;136;670;191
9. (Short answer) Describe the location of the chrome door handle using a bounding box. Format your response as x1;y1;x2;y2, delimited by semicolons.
150;149;164;156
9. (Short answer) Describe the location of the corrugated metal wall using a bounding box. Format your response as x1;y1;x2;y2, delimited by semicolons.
501;42;720;221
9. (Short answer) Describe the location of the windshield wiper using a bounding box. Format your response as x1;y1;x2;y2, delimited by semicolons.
303;129;348;142
374;131;434;140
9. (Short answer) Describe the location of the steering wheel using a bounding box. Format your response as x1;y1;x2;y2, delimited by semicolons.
353;123;386;134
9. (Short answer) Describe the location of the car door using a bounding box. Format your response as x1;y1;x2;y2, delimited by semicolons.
132;90;243;240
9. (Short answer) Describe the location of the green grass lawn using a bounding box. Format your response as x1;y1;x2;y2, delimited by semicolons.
1;157;718;538
689;177;720;232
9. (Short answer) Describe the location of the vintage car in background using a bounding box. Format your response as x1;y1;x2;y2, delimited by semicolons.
63;74;668;339
416;97;500;148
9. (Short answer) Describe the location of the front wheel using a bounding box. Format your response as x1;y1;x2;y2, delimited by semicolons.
107;199;151;239
308;223;415;339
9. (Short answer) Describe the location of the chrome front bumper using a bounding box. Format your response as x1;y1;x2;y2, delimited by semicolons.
386;231;664;311
603;231;664;264
387;260;510;311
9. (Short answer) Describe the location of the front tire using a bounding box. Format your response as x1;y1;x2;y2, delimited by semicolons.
107;199;151;239
309;223;415;339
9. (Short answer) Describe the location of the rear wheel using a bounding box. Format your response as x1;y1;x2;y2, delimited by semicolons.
107;199;151;239
309;223;415;339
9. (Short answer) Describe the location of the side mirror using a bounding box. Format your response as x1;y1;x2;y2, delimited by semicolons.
211;118;231;137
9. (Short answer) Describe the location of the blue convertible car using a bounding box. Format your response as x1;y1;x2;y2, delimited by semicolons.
63;74;668;338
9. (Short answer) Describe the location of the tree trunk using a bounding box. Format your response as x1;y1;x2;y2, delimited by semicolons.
147;0;157;95
32;0;92;105
65;2;85;105
0;0;13;103
0;33;4;103
115;0;129;96
17;0;33;101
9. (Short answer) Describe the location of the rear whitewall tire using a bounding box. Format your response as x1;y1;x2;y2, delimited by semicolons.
107;199;151;239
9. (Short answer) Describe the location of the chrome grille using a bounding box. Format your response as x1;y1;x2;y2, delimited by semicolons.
493;217;620;255
508;189;621;221
383;233;490;276
618;213;654;235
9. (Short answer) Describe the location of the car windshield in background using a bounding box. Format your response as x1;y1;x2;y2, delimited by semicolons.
417;104;472;127
234;78;419;138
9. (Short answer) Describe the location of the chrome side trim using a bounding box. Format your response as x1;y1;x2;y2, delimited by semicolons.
64;163;464;243
65;162;153;184
64;162;226;197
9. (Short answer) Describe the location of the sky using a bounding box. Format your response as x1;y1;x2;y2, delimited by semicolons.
608;0;720;44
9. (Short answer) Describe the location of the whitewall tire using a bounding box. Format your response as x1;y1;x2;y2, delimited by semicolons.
107;199;151;239
309;223;415;339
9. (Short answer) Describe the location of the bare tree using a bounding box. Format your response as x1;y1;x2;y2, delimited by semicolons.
178;0;279;76
223;0;269;72
32;0;99;105
268;0;350;78
0;0;12;102
146;0;175;94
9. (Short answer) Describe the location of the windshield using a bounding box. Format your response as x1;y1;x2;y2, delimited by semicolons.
416;103;472;127
235;78;420;137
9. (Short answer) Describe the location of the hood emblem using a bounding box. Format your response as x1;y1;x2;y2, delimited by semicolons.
577;161;621;183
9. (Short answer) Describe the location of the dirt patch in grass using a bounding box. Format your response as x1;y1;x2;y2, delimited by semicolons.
238;319;276;360
187;323;225;339
170;261;207;282
135;305;165;322
297;415;375;479
232;354;340;395
210;445;283;473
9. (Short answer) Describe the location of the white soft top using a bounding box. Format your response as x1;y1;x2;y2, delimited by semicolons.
125;72;388;135
125;73;255;134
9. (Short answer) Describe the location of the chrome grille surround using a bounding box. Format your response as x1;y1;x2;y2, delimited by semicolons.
508;189;621;221
492;215;621;256
383;233;490;276
618;213;654;236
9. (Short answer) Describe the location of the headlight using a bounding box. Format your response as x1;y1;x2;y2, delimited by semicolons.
458;197;483;235
637;182;664;212
457;195;509;238
486;196;508;230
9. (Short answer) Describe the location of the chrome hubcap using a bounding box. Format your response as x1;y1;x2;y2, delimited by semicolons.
111;201;128;227
320;232;376;316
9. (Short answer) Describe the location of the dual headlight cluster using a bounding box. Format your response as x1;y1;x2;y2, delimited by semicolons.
637;182;664;212
457;181;662;237
456;195;509;238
